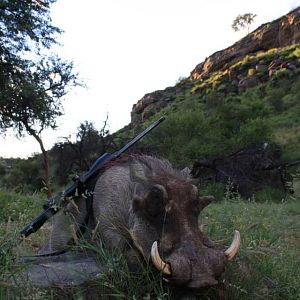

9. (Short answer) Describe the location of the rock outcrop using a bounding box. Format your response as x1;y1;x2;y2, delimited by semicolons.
130;86;176;128
191;7;300;81
130;7;300;127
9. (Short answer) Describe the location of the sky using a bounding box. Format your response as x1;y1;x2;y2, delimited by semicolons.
1;0;299;158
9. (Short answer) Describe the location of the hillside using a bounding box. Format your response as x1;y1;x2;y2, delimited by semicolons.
1;8;300;193
127;7;300;166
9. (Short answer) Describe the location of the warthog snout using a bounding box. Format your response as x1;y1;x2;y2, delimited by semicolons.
151;230;240;289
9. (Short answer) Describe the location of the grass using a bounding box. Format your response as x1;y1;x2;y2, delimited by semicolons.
0;188;299;299
201;198;300;300
76;238;172;300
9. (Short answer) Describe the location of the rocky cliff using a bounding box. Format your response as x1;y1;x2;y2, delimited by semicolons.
130;6;300;128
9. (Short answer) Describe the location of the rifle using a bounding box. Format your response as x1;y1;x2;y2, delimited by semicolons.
19;117;165;238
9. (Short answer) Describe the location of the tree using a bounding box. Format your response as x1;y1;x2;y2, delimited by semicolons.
0;56;79;195
0;0;61;56
0;1;80;196
232;13;257;34
52;118;116;186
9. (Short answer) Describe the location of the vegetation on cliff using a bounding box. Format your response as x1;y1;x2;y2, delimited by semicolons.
131;44;300;167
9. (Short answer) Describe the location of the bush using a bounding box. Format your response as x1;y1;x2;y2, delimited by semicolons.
264;87;285;113
253;187;286;202
146;109;227;166
0;189;42;222
273;68;293;79
2;157;44;193
236;118;272;147
292;47;300;58
248;68;255;76
0;161;6;176
201;182;226;202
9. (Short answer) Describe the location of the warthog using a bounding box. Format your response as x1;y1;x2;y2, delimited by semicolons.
40;155;240;289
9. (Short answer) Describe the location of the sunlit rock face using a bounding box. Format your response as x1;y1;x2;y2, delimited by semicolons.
130;7;300;128
191;7;300;80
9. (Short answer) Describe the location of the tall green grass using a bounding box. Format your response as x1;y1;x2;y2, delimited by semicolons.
201;198;300;300
0;188;299;299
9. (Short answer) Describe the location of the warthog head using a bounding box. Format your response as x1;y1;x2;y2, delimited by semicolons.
128;156;240;289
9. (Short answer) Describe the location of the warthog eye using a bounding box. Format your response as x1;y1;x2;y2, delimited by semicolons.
145;185;166;217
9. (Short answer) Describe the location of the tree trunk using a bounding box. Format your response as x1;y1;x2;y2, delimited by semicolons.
23;124;52;197
38;138;52;197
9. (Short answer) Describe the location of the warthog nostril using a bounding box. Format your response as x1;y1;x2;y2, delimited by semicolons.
187;274;218;289
167;256;192;285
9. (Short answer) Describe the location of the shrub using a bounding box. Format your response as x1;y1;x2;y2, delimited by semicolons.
146;109;229;166
273;68;293;79
0;161;6;176
236;118;272;147
0;189;42;221
292;47;300;58
253;187;286;202
264;87;285;113
2;157;44;193
248;68;255;76
77;238;172;300
201;182;226;202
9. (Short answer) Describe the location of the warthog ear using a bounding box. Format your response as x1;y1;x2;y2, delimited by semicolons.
129;156;153;184
180;167;191;178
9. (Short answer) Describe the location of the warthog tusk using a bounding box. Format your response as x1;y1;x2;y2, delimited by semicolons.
225;230;241;260
151;241;172;275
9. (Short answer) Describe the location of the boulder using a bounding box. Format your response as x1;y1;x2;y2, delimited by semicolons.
13;251;104;287
238;75;259;92
255;64;268;73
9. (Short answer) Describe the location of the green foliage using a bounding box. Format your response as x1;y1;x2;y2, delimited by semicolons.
2;157;44;193
292;47;300;58
0;0;81;197
236;118;272;147
201;182;226;202
144;44;300;167
0;0;61;54
0;189;42;222
147;97;274;167
0;118;115;192
0;0;72;135
51;119;114;186
253;187;286;202
0;161;6;176
0;57;79;136
273;68;293;79
247;68;255;76
264;87;285;112
77;239;172;300
146;109;225;166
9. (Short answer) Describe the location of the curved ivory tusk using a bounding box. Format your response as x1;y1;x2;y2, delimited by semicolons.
151;241;172;275
224;230;241;260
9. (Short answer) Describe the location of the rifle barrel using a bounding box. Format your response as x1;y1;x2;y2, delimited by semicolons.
19;116;165;238
113;116;165;158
